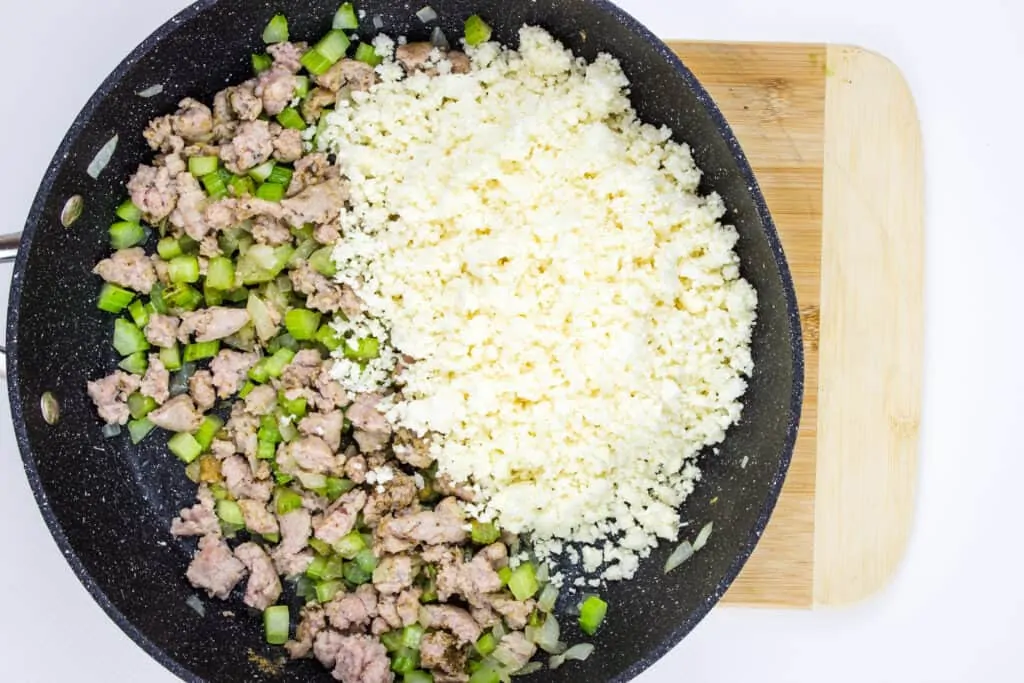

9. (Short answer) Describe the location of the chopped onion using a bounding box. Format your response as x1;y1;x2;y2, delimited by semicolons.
549;643;595;670
430;26;449;49
525;614;562;654
169;363;195;397
87;134;119;179
101;423;122;438
247;292;279;343
664;540;694;574
537;583;559;613
693;521;714;552
136;84;164;98
491;621;507;641
535;562;550;584
296;471;327;491
372;14;384;29
493;642;528;671
513;662;543;676
337;85;355;104
185;594;206;616
60;195;83;228
416;6;438;23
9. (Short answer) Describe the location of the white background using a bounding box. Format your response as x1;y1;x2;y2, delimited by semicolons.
2;0;1023;681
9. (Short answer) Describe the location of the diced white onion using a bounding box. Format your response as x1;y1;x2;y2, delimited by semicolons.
664;540;694;573
491;621;507;641
296;471;327;491
549;643;595;670
169;364;194;397
693;521;714;552
136;84;164;98
247;292;279;343
527;614;562;654
537;583;559;613
87;134;118;179
102;423;122;438
416;6;438;23
430;26;449;49
372;14;384;29
492;646;520;670
185;594;206;616
513;662;543;676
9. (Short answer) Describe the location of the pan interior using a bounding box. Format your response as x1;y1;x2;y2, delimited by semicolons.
7;1;801;681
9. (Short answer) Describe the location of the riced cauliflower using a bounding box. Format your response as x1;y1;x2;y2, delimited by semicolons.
320;26;757;582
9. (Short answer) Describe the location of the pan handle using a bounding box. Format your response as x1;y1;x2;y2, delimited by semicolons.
0;231;17;263
0;231;18;376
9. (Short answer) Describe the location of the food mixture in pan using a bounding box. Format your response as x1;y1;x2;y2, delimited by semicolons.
85;6;756;682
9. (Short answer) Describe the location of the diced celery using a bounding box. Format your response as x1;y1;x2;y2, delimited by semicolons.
249;161;277;183
184;340;221;362
115;200;143;223
285;308;322;341
464;15;492;46
110;222;146;249
301;48;334;76
333;2;359;30
343;337;380;362
168;255;201;284
275;487;304;515
257;439;278;461
128;418;156;444
253;53;274;73
316;30;351;62
325;477;356;502
159;343;183;371
354;42;382;66
262;14;290;44
113;319;150;356
168;432;203;463
316;579;344;603
276;108;306;131
267;164;295;186
228;174;256;197
206;257;236;291
127;299;150;327
508;562;539;601
256;182;286;202
264;605;290;645
578;595;608;636
98;283;135;314
195;415;225;450
128;393;158;420
188;156;220;177
333;530;366;559
471;521;501;546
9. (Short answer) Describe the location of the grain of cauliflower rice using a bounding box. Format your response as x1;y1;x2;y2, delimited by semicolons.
321;27;757;583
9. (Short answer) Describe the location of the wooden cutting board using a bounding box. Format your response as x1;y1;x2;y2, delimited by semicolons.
664;43;924;608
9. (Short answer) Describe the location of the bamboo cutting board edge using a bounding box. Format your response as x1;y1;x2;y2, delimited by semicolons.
663;41;924;609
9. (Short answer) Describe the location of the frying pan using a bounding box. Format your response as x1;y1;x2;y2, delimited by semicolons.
1;0;803;680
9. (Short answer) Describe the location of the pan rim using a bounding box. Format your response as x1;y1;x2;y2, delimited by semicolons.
5;1;804;681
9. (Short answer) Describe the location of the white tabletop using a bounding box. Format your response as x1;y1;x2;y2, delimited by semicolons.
3;0;1023;681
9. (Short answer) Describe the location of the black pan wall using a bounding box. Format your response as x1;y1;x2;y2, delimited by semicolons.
6;1;803;681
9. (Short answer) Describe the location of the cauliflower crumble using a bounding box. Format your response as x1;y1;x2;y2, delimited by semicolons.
321;27;757;582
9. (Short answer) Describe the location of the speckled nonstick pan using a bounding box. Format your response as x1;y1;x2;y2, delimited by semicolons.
2;0;803;680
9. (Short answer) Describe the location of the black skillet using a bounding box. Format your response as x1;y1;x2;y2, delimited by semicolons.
2;0;803;680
